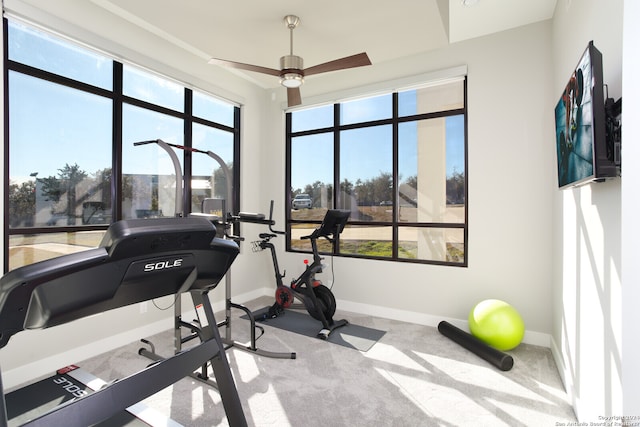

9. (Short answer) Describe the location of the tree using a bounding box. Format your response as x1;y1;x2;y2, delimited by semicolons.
446;170;465;204
93;167;112;207
339;178;355;209
39;163;88;225
212;162;233;200
8;181;36;227
38;175;63;203
354;179;370;206
301;181;332;208
295;169;465;209
371;172;393;205
399;175;417;206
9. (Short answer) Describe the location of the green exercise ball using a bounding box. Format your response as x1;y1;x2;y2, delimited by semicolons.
468;299;525;351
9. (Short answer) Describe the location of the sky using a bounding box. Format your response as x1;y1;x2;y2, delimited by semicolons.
8;20;235;183
290;96;465;191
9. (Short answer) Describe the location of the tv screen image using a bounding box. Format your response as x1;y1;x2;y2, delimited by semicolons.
555;44;596;188
554;41;618;189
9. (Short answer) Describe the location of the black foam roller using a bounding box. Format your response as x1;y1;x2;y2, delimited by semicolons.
437;320;514;371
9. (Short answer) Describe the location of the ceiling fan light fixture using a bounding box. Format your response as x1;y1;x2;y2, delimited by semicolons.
280;73;304;88
279;54;304;87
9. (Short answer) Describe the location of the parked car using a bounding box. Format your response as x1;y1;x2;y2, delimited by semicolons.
292;194;312;209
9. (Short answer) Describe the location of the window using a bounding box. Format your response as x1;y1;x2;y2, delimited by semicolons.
121;104;184;219
4;19;240;271
123;64;184;112
286;78;467;266
8;72;113;228
7;20;112;90
191;123;235;214
193;90;235;128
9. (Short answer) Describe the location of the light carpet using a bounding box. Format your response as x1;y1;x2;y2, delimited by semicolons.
76;296;577;426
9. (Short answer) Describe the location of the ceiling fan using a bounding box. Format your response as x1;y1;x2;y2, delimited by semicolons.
208;15;372;107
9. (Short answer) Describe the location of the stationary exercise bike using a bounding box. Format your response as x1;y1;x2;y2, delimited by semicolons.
253;203;350;339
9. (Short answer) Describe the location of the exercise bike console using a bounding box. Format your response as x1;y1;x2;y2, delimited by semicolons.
307;208;350;240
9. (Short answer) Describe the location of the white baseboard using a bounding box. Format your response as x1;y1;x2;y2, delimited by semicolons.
186;286;553;349
2;317;172;391
3;287;552;390
3;288;268;391
251;287;552;348
337;297;551;348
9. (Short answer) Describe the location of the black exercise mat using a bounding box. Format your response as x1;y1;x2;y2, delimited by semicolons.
248;307;386;352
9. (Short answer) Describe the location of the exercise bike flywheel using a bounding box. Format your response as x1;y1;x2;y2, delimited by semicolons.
304;285;337;323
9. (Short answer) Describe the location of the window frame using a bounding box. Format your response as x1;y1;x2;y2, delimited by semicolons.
285;79;468;267
3;18;241;272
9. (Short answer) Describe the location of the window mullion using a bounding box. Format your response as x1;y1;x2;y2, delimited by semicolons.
392;92;399;259
112;62;123;222
333;103;341;211
183;88;193;215
285;111;293;249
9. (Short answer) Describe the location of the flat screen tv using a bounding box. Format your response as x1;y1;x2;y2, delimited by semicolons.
554;41;620;189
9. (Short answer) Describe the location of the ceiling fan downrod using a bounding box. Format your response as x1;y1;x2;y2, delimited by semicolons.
284;14;300;55
280;15;304;87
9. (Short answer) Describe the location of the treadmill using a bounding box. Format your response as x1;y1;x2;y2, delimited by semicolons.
0;217;247;427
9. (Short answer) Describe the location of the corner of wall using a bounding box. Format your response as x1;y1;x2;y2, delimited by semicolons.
1;11;5;273
550;0;624;419
550;334;578;419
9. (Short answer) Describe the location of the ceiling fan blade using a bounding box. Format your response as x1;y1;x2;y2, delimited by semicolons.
287;87;302;107
208;58;281;77
303;52;371;77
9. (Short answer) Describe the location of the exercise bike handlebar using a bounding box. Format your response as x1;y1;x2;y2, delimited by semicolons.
262;201;351;241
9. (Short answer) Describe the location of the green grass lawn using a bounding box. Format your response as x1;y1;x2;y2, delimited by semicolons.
291;206;464;262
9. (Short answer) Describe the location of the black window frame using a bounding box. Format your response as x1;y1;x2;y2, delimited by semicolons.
285;78;468;267
2;18;241;272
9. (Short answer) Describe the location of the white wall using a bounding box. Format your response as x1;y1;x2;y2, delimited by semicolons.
0;0;4;286
550;0;625;419
621;0;640;415
263;21;556;342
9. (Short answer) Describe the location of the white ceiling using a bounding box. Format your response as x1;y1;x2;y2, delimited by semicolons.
7;0;557;89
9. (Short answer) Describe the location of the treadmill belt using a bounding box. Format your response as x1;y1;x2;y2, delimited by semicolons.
5;366;176;426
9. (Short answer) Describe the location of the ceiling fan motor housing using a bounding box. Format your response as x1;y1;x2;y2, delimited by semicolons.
280;55;304;87
280;55;304;73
